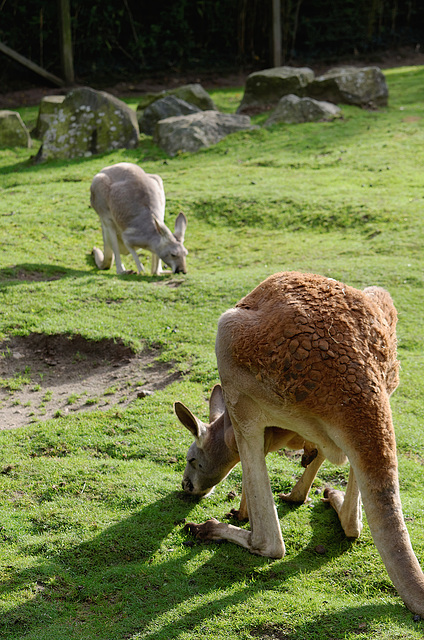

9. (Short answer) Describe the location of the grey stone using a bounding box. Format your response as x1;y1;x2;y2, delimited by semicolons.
306;66;389;107
38;87;139;161
33;95;65;139
237;66;315;114
265;94;342;125
139;96;201;135
0;110;32;148
171;84;217;111
154;111;257;156
137;83;217;114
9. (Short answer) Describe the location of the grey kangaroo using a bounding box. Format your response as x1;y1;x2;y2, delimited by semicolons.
91;162;188;275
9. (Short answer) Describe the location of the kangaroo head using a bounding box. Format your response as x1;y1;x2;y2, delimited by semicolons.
174;384;239;496
154;212;188;274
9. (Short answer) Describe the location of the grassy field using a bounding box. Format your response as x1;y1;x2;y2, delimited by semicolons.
0;65;423;639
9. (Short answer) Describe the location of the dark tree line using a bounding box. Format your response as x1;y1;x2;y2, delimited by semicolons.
0;0;423;86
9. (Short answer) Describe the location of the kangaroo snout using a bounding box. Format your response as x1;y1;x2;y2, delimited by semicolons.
174;264;187;274
182;477;194;493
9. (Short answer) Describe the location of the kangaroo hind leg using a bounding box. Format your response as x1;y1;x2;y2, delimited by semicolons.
93;222;114;271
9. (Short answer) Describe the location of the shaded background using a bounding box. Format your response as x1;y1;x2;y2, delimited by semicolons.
0;0;423;90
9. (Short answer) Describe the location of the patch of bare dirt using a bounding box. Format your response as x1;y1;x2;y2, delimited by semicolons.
0;333;181;430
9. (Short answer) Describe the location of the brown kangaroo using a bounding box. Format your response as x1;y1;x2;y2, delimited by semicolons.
176;271;424;615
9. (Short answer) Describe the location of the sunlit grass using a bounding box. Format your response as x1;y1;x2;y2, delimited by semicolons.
0;66;423;639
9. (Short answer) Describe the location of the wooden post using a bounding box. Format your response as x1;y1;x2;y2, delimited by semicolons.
58;0;74;84
272;0;282;67
0;41;65;86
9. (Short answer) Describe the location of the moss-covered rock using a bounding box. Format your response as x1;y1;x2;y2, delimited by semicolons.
37;87;139;161
154;111;257;156
265;94;342;125
237;66;315;115
33;95;65;140
136;83;217;115
0;110;32;148
139;96;201;135
306;66;389;107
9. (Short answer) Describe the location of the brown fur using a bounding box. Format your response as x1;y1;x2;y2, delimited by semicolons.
233;272;399;411
229;272;400;479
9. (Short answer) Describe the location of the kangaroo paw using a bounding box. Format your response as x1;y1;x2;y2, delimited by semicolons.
184;518;221;540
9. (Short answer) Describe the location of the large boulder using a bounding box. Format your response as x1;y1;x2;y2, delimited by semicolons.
306;66;388;107
0;110;32;148
137;83;217;114
154;111;257;156
237;66;315;114
139;96;201;135
37;87;139;161
265;94;341;125
33;95;65;139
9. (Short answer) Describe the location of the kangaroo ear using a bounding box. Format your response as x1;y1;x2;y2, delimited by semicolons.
209;384;225;422
154;217;168;237
174;212;187;242
174;401;206;442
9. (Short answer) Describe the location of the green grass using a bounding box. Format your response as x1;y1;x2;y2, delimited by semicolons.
0;368;32;391
0;65;423;639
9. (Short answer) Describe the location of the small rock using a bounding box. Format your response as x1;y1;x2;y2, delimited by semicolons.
315;544;327;555
137;389;153;398
0;465;14;474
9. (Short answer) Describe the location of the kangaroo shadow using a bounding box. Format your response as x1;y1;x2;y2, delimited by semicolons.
249;602;418;639
135;493;415;640
0;261;178;287
0;490;412;639
0;490;195;636
0;263;94;286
